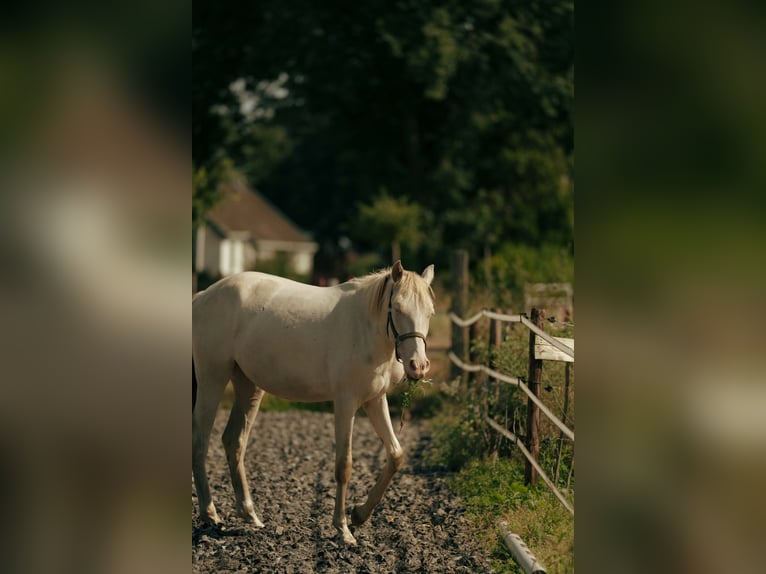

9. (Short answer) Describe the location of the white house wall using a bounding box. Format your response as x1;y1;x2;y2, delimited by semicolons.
203;228;221;276
255;239;318;276
194;226;206;273
291;251;313;276
219;239;247;276
199;224;318;278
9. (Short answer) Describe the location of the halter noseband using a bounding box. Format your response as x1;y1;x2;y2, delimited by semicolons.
386;279;427;363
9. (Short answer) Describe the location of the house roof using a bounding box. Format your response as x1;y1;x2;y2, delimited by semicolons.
207;179;313;244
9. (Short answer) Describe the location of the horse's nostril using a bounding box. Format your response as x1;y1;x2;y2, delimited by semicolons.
409;359;418;372
424;359;431;372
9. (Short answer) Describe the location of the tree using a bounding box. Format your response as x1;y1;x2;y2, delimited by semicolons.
355;193;431;263
193;0;574;271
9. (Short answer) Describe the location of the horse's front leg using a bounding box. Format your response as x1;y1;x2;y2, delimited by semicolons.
332;401;357;545
351;393;403;527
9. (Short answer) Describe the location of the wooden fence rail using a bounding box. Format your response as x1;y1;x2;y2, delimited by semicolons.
447;351;574;441
449;309;574;358
485;417;574;516
448;310;524;327
447;250;574;515
447;310;575;515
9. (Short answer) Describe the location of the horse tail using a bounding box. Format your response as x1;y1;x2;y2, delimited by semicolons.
192;358;198;413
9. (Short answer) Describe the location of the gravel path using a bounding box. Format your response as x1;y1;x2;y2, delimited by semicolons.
192;409;494;573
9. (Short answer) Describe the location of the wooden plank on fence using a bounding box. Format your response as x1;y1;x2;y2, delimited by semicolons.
521;316;574;358
535;336;575;362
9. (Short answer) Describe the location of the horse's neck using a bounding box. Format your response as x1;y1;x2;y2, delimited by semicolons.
347;282;395;364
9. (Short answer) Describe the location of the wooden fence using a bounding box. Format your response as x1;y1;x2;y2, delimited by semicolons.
448;251;575;516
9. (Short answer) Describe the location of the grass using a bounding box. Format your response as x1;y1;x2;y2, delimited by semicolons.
421;284;575;573
219;383;333;413
450;457;574;574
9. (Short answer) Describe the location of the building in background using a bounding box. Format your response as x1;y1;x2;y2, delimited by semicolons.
194;179;317;283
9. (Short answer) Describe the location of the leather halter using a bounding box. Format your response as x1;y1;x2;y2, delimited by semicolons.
386;279;427;363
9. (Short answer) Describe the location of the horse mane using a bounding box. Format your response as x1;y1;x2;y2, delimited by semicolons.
349;266;435;317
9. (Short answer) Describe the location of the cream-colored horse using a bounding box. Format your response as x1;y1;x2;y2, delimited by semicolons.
192;260;435;544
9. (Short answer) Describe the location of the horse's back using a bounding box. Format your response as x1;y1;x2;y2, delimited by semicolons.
194;272;346;400
194;272;296;312
193;271;339;359
195;273;288;339
231;272;340;344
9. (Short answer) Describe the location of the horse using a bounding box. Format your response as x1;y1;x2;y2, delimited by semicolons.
192;260;435;545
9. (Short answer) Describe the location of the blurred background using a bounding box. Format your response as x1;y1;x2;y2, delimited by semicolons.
577;0;766;573
0;2;189;574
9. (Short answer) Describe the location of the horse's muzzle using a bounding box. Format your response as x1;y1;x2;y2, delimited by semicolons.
406;357;430;380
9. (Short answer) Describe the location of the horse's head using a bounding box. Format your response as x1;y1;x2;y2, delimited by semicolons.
388;260;435;380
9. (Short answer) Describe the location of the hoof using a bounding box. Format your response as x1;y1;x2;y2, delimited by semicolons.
239;509;265;528
200;514;222;527
339;529;357;546
200;503;222;526
350;506;367;526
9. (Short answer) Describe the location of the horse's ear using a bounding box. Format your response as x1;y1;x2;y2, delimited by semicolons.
421;264;435;286
392;260;404;283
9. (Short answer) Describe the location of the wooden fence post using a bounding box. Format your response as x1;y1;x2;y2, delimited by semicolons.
566;454;575;490
469;322;480;385
525;308;544;486
489;310;502;401
553;362;572;485
450;250;469;382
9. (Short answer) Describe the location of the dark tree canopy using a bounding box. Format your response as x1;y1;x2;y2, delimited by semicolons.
193;0;573;281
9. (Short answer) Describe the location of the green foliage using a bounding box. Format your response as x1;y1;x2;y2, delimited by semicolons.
397;377;434;428
254;252;310;283
345;252;385;278
221;385;333;413
428;315;575;573
430;321;574;483
426;328;532;471
258;395;333;413
354;192;432;262
452;458;530;525
238;122;294;187
427;408;487;471
487;243;574;308
450;458;574;574
193;0;573;264
192;156;233;227
399;378;432;411
192;116;293;227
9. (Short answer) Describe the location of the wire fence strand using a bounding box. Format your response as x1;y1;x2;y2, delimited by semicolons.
448;310;523;327
447;307;576;515
448;352;575;441
448;310;574;359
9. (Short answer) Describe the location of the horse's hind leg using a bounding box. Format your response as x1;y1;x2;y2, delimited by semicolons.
332;400;357;545
192;359;229;526
223;363;265;527
351;394;404;527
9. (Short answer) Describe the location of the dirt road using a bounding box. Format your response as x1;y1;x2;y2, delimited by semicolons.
192;409;493;573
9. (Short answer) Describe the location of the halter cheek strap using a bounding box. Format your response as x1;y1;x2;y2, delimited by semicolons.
386;282;427;363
